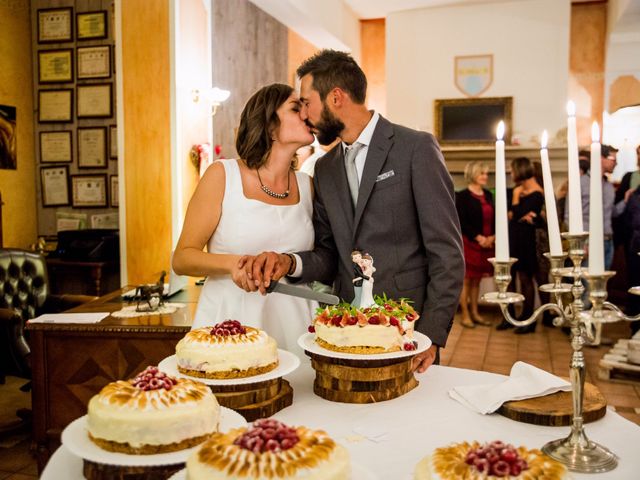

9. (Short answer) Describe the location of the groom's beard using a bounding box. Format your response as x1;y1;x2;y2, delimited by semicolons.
312;104;344;145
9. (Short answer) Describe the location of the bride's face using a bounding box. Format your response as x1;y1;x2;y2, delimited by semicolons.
273;93;314;147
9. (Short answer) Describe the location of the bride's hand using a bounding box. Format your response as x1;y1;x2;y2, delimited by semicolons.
249;251;292;295
233;256;257;292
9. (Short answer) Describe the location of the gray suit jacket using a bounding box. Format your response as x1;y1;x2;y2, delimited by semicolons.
296;116;464;347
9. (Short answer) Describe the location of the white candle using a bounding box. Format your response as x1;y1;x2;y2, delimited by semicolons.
540;131;562;255
495;121;509;261
588;121;604;274
566;101;584;233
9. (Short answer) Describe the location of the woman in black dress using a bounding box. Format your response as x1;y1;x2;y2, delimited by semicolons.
497;157;544;334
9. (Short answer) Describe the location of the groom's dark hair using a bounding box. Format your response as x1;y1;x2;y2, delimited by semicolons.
297;50;367;104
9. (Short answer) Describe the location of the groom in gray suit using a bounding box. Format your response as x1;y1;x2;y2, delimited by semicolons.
247;50;464;372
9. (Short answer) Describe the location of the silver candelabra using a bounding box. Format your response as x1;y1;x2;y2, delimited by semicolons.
483;232;640;473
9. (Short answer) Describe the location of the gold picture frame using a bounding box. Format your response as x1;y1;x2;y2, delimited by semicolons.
76;11;108;40
77;83;112;118
38;8;73;43
434;96;512;146
38;49;74;84
38;89;73;123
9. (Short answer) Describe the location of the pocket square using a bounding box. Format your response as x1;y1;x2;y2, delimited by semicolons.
376;170;395;182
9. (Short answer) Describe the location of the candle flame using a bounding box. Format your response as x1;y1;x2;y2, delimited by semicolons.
541;130;548;149
591;121;600;142
567;100;576;117
496;121;505;141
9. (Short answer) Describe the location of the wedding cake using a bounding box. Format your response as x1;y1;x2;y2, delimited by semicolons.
176;320;279;378
413;440;567;479
310;297;420;353
87;366;219;454
185;418;350;479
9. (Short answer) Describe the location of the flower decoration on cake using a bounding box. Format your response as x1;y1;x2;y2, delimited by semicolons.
233;419;300;453
210;319;247;336
311;294;420;353
131;366;177;391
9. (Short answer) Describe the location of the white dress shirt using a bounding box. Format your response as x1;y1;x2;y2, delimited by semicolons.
290;111;380;277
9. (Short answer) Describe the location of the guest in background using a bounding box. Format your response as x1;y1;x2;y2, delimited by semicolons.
613;144;640;254
624;187;640;334
456;161;495;328
497;157;544;334
557;153;589;232
532;161;554;326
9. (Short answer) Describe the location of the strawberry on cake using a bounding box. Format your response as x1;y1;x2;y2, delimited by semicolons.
87;366;219;454
414;440;567;479
311;296;420;353
176;320;279;379
186;418;350;479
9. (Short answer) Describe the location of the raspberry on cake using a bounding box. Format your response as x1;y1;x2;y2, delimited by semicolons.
87;366;220;454
414;440;567;479
311;296;420;353
186;418;351;479
176;321;279;379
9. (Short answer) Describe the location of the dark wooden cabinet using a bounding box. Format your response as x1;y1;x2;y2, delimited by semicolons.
45;258;120;297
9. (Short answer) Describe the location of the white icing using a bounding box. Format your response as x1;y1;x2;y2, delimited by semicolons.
315;323;404;350
87;387;219;447
176;328;278;372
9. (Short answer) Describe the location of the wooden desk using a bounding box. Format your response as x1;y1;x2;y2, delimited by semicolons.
27;286;200;473
45;258;120;297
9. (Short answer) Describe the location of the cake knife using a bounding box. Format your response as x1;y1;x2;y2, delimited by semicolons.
266;280;339;305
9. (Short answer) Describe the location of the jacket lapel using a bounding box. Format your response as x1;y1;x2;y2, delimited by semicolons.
353;117;394;237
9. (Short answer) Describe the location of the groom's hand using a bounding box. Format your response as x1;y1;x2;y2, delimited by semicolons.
246;251;291;294
412;345;438;373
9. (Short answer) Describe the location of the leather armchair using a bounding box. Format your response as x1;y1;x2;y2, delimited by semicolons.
0;248;96;383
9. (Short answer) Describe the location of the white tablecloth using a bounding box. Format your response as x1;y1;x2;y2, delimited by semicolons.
41;362;640;479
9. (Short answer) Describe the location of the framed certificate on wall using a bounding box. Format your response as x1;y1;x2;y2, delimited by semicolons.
110;175;119;207
38;49;73;84
109;125;117;159
78;127;107;168
77;46;111;79
40;166;70;207
38;8;73;43
76;11;108;40
38;89;73;123
40;131;72;163
77;83;112;118
71;174;108;208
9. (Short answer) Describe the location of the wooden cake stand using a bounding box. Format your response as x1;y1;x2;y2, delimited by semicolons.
306;352;418;403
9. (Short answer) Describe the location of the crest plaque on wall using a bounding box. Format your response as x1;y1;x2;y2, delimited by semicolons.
454;54;493;97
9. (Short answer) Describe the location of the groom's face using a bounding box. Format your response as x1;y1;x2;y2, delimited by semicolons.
299;74;344;145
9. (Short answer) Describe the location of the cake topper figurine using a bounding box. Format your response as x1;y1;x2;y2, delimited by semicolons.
351;250;376;308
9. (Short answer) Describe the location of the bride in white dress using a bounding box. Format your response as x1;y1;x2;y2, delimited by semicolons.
358;253;377;308
172;84;318;353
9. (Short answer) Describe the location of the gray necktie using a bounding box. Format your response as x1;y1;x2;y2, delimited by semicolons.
344;142;363;206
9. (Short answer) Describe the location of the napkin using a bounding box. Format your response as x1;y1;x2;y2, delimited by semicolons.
28;313;109;324
448;361;571;414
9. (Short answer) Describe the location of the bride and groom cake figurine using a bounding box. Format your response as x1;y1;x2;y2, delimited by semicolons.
351;250;376;308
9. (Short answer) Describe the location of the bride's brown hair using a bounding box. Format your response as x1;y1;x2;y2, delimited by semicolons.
236;83;295;170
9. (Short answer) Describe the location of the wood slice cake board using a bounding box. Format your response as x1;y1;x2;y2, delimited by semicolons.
233;379;293;422
83;461;183;480
497;381;606;426
306;350;418;404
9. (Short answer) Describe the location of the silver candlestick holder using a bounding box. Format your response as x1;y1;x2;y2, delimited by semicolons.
482;232;637;473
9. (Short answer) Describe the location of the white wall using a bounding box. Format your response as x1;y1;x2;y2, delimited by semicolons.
249;0;361;58
386;0;570;146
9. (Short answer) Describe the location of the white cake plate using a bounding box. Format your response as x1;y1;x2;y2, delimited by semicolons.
169;462;375;479
297;331;432;361
158;349;300;386
61;407;246;467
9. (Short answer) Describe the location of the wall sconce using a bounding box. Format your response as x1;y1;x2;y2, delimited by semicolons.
192;87;231;116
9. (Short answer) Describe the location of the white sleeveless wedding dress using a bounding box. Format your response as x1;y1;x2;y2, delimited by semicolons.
192;159;318;354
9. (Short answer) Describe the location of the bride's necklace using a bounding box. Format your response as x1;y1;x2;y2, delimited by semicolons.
257;168;290;199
